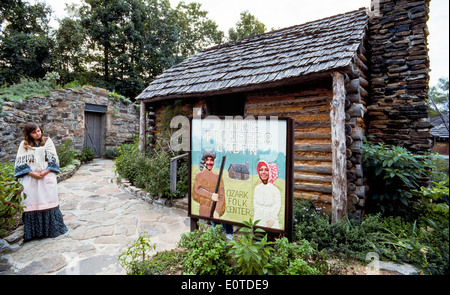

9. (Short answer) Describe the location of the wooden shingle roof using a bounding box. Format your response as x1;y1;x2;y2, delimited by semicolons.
137;8;369;102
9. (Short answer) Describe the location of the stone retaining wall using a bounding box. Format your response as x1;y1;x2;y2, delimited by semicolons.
0;86;139;162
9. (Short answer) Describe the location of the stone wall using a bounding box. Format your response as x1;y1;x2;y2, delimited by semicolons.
0;86;139;162
367;0;432;154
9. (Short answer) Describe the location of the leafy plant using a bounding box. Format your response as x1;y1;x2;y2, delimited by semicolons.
115;140;188;199
270;237;326;275
56;139;78;168
228;219;273;275
118;233;156;275
362;140;436;216
0;77;52;102
76;146;96;163
0;162;26;237
177;223;233;275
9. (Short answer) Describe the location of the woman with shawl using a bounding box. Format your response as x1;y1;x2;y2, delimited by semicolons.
253;160;281;229
14;122;67;241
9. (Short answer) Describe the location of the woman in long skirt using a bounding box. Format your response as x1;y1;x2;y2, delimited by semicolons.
14;122;67;242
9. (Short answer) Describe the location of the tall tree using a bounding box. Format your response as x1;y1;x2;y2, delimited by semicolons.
76;0;224;98
175;1;224;57
428;77;449;117
0;0;53;85
53;16;89;85
228;11;266;42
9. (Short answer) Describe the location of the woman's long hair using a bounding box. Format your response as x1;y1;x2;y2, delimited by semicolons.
23;122;46;151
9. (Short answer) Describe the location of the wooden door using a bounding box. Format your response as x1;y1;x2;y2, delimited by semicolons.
84;112;104;157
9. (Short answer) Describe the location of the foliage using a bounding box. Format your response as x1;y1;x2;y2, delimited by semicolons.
0;162;26;237
76;147;96;164
293;200;391;260
380;216;448;275
0;0;54;86
178;223;233;275
118;233;156;275
107;90;132;105
428;77;449;116
0;77;52;102
59;159;81;174
228;11;266;42
362;140;436;216
228;219;273;275
293;199;449;275
56;139;78;168
114;140;187;198
122;218;332;275
141;249;186;275
270;237;327;275
104;147;120;159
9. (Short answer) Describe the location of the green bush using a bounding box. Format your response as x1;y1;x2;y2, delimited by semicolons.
76;146;96;163
104;147;120;159
56;139;78;168
270;237;328;275
0;77;52;102
118;233;156;275
228;219;273;275
178;223;234;275
293;199;449;275
380;216;448;275
0;162;26;237
114;140;188;199
362;140;436;216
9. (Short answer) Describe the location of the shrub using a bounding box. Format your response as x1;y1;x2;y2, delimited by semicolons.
76;146;96;163
118;233;156;275
270;237;327;275
114;140;188;199
0;77;51;102
228;219;273;275
362;140;436;216
380;216;449;275
0;162;26;237
56;139;78;168
293;199;449;275
178;223;234;275
104;147;120;159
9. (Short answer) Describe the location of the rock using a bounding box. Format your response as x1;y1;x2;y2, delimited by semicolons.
19;255;67;275
379;261;419;275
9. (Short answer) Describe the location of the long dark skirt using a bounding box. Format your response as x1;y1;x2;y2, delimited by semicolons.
22;206;68;242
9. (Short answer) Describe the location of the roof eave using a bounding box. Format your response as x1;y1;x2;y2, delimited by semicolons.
138;67;353;104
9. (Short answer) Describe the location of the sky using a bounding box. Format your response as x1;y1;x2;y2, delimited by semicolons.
42;0;449;87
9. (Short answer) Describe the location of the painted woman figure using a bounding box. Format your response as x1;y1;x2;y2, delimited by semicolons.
14;122;67;241
253;160;281;229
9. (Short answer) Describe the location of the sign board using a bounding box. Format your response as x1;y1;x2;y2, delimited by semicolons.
189;116;293;239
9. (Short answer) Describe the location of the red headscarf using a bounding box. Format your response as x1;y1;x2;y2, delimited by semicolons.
256;160;278;184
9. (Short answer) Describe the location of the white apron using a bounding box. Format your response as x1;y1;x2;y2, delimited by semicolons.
20;162;59;212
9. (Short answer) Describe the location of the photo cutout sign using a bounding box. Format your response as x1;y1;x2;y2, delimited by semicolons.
189;116;293;237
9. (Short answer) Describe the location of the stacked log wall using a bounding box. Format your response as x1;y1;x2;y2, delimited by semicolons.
245;82;334;213
344;40;370;218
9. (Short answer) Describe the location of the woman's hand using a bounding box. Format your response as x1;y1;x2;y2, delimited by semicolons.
28;170;50;179
28;171;43;179
38;170;50;178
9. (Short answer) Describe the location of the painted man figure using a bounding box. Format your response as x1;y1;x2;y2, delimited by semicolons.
192;150;226;218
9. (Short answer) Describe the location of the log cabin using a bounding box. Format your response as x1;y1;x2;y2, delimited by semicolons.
136;0;432;220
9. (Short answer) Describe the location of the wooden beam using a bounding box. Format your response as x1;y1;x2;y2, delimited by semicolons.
330;72;348;223
139;100;146;153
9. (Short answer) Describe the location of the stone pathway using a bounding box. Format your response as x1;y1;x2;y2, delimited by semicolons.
1;159;190;275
